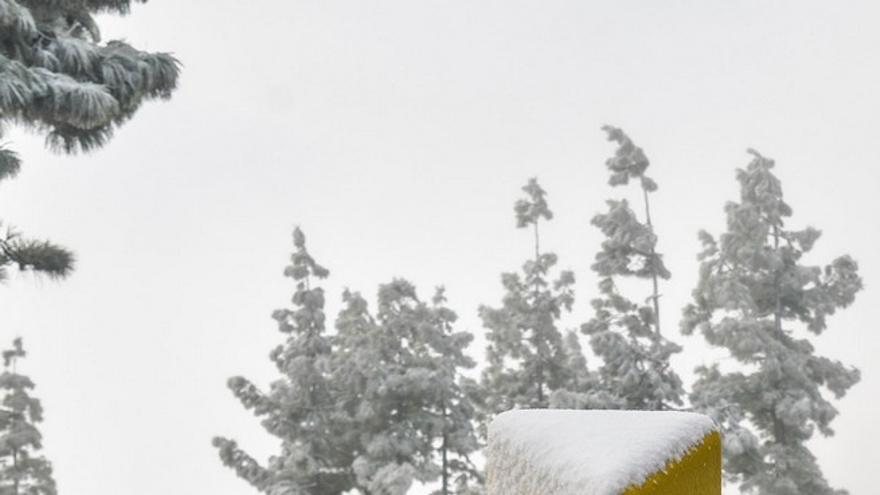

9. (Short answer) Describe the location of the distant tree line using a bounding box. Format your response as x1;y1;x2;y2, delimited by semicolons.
215;128;863;495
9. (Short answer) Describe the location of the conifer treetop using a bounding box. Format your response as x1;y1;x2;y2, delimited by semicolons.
582;126;682;410
736;149;791;221
215;228;351;495
683;150;862;337
514;178;553;228
601;125;657;192
286;227;330;282
481;179;578;414
682;150;863;495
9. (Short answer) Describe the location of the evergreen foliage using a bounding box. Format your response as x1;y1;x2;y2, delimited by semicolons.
214;227;352;495
334;281;480;495
479;178;577;413
0;0;180;154
681;150;862;495
0;224;73;281
581;126;684;410
422;288;482;495
216;229;480;495
0;0;179;281
545;330;620;410
0;338;56;495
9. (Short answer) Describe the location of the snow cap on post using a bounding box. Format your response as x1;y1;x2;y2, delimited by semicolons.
487;409;720;495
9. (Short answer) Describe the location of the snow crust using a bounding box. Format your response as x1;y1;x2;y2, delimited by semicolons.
487;409;717;495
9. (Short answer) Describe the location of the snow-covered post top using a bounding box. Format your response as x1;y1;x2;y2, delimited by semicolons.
487;410;720;495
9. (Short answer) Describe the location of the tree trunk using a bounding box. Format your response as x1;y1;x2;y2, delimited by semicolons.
12;448;19;495
642;185;662;336
441;400;449;495
533;220;545;406
773;224;783;333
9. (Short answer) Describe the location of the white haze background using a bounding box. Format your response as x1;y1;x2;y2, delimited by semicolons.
2;1;879;494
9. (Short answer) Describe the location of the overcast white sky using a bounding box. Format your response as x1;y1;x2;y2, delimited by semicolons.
2;1;879;494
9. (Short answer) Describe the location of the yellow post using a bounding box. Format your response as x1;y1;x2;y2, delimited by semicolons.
622;431;721;495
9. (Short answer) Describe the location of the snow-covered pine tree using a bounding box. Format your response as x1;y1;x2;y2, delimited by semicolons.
333;280;480;495
328;289;376;493
0;0;180;281
425;288;481;495
214;227;354;495
681;150;862;495
0;338;56;495
581;126;684;410
479;178;576;413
